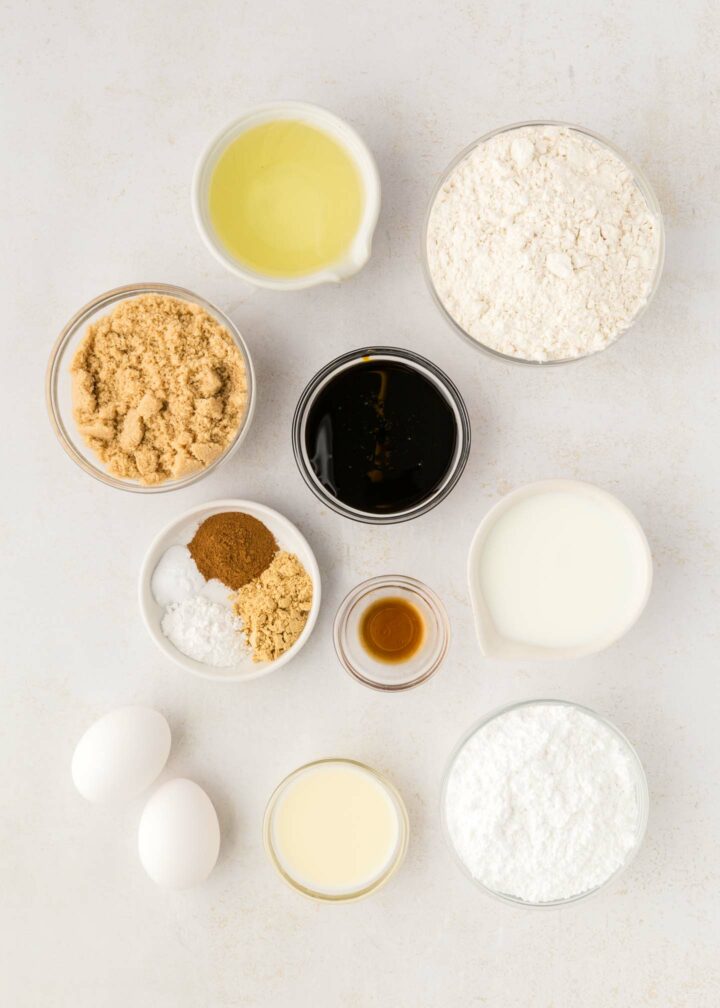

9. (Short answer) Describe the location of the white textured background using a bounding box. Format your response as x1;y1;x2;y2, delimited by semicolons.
2;1;719;1005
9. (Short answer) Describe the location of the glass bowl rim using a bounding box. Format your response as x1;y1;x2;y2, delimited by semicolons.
333;574;450;691
263;757;410;902
422;119;666;367
45;281;256;493
440;697;650;908
291;345;471;524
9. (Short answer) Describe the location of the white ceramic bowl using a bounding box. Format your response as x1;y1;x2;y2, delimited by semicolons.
139;499;321;681
192;101;381;290
467;480;653;660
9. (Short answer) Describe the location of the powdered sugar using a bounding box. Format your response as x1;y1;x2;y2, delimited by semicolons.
161;596;247;667
444;703;641;902
427;124;660;361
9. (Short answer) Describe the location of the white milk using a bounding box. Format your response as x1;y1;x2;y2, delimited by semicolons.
476;489;649;650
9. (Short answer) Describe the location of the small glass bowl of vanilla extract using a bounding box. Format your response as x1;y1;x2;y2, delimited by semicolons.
292;347;471;524
333;575;450;691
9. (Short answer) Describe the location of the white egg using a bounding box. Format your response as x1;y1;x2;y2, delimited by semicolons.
138;778;220;889
72;706;171;803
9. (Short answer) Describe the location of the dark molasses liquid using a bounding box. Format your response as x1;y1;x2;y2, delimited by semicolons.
304;359;458;515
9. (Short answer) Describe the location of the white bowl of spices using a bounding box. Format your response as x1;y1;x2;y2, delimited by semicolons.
139;500;321;681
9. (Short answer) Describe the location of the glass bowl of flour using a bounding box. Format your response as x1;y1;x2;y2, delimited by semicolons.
441;699;649;907
424;121;664;365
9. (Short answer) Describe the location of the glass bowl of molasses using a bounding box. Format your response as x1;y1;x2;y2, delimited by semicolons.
292;347;471;524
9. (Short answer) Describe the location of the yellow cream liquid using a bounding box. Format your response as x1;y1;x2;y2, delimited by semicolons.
208;120;364;278
270;762;401;897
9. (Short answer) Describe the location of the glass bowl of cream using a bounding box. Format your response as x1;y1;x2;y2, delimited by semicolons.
192;102;381;290
263;758;409;902
423;120;664;365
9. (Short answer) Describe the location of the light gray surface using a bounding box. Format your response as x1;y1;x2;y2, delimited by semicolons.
1;1;719;1005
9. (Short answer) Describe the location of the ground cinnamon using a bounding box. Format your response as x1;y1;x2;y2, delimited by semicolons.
189;512;277;590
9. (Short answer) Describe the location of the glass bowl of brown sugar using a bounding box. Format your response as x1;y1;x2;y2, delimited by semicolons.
46;282;256;493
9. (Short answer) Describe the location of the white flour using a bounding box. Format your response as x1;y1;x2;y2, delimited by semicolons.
427;125;660;361
444;704;640;902
161;596;247;667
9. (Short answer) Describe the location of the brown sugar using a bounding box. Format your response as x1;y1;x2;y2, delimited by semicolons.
70;294;248;485
189;512;277;590
233;552;313;662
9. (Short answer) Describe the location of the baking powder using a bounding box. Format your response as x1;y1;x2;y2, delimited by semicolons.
444;703;640;902
427;125;660;361
161;596;247;667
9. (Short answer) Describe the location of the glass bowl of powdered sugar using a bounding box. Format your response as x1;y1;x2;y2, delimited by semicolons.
423;121;664;365
441;699;649;907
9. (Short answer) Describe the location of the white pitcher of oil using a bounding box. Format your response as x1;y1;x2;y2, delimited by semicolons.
193;102;380;291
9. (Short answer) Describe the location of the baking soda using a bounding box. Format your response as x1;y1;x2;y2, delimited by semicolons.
151;546;205;607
